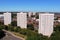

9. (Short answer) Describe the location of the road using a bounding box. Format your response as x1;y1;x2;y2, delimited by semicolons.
0;31;22;40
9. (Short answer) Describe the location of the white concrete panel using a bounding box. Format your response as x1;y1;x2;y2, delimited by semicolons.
4;12;11;25
17;12;27;28
33;12;36;15
38;13;54;37
28;12;32;17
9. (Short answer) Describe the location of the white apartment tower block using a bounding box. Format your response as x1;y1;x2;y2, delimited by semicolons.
33;12;36;15
17;12;27;28
38;13;54;36
28;12;32;17
4;12;11;25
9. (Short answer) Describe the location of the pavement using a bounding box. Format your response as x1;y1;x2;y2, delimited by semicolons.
0;30;23;40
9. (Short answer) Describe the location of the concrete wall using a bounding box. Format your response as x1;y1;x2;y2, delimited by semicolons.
17;12;27;28
33;12;36;15
38;13;54;37
4;12;11;25
28;12;32;17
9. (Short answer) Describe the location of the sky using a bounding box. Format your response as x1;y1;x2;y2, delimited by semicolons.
0;0;60;12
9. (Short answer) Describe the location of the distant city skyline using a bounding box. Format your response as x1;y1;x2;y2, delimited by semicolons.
0;0;60;12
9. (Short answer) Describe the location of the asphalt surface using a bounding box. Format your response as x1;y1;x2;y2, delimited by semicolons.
0;31;22;40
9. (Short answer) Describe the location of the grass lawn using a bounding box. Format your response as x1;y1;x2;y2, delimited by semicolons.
12;32;27;39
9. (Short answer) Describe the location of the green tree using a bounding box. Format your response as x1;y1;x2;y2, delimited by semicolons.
27;24;34;30
11;21;17;26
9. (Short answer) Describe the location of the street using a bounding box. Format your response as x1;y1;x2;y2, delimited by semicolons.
0;31;22;40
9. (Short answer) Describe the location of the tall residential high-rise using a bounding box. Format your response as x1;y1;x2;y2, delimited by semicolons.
38;13;54;36
17;12;27;28
4;12;11;25
33;12;36;15
28;12;32;17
